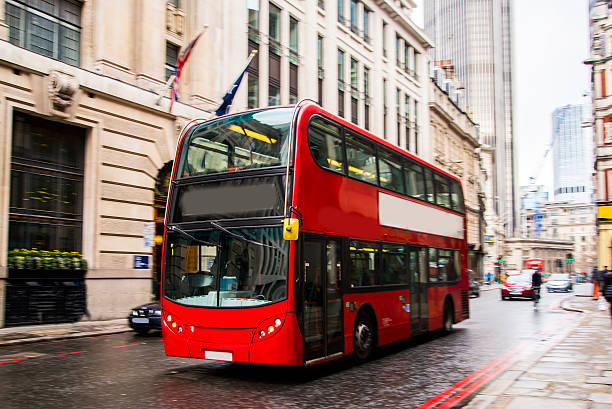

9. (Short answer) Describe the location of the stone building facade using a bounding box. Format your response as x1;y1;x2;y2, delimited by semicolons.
504;238;574;276
586;0;612;270
428;74;484;279
520;201;597;274
0;0;433;326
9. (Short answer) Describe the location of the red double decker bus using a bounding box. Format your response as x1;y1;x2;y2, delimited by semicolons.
161;101;469;366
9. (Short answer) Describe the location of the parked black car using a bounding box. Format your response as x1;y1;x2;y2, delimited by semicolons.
470;278;480;297
128;301;161;334
468;270;480;297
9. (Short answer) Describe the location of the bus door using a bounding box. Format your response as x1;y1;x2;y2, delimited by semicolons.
409;247;429;335
302;237;344;364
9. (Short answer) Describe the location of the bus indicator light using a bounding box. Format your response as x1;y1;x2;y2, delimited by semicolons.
259;330;266;338
267;325;275;334
274;318;282;327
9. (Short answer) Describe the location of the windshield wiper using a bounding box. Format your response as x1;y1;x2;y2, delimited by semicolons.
168;225;219;247
210;221;278;249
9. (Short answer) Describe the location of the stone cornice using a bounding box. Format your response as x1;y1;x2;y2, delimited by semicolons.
0;40;210;120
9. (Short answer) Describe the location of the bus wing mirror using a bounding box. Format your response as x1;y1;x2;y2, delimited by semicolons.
283;218;299;241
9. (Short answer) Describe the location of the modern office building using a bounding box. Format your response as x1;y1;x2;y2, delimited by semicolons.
585;0;612;270
552;105;593;203
0;0;434;327
423;0;517;275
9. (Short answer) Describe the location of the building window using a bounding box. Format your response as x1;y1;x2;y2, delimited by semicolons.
318;0;325;10
338;49;345;117
382;21;388;57
289;17;299;104
7;0;82;66
414;99;419;154
9;112;85;252
247;2;260;109
413;50;419;78
248;1;260;43
395;35;401;67
364;66;370;130
350;0;358;34
268;3;281;106
337;0;344;23
165;42;179;81
350;58;358;124
269;3;281;55
363;7;371;43
404;43;409;74
167;0;180;7
318;35;324;106
248;76;259;108
396;88;401;147
405;95;411;151
383;79;387;139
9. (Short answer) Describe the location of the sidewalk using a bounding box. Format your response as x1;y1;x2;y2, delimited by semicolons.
0;318;130;346
465;287;612;409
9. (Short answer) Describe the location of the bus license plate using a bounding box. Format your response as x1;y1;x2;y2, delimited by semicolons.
132;318;149;324
204;350;233;361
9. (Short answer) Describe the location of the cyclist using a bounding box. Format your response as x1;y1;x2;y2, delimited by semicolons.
531;268;542;309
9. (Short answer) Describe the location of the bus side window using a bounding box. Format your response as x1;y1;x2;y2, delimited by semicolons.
380;244;408;285
405;162;425;201
434;174;451;208
346;134;377;185
307;118;344;173
378;151;405;195
451;181;465;212
428;248;439;282
424;169;435;203
437;249;451;282
349;241;377;287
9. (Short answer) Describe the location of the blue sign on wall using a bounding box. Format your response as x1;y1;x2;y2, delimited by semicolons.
134;255;149;269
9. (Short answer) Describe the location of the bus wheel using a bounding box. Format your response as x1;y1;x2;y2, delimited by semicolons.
353;312;375;362
442;302;453;334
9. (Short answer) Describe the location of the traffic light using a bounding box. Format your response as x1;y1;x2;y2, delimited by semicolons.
565;253;574;262
497;256;504;264
556;259;563;267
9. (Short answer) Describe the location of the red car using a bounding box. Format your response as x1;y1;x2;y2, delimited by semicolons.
501;274;534;300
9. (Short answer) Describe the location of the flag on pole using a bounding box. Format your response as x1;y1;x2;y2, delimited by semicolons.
215;50;258;117
169;26;208;113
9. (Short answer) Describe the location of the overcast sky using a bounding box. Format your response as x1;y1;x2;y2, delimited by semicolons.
412;0;591;194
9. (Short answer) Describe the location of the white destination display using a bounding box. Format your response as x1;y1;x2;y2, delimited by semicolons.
378;192;464;239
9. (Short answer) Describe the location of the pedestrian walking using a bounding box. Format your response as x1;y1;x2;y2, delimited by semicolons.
592;266;600;299
602;268;612;323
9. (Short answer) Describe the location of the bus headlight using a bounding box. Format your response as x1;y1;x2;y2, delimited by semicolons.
254;316;285;342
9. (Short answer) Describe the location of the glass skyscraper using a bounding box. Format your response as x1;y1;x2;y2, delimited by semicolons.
424;0;517;236
552;105;593;203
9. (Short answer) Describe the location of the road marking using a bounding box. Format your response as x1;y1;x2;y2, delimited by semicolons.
0;358;29;364
113;343;139;348
416;341;529;409
60;351;88;355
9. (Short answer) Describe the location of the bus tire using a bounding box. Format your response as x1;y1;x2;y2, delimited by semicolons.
353;312;375;363
442;301;454;334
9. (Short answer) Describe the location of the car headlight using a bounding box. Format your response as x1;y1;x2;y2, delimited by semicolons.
154;310;161;316
131;310;138;316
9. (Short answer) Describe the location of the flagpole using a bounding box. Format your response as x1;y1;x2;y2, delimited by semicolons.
156;24;209;108
214;49;258;117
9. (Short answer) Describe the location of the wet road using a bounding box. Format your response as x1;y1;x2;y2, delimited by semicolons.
0;286;581;409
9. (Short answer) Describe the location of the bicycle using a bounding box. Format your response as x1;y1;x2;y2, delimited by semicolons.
533;286;541;309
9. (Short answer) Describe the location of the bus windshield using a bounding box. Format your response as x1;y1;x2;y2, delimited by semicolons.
176;107;294;178
163;226;289;308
